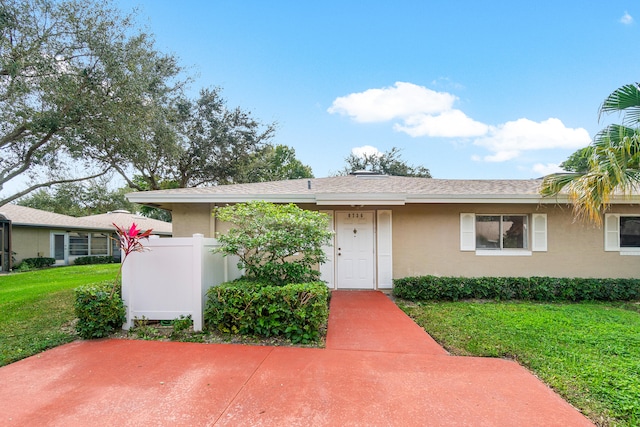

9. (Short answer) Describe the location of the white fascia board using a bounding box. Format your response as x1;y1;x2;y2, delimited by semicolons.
609;195;640;204
406;194;640;204
315;193;406;206
127;191;640;206
127;193;316;204
405;195;565;204
15;223;113;231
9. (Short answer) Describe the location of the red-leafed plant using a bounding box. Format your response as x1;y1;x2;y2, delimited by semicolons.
113;222;153;260
111;222;153;296
75;223;153;339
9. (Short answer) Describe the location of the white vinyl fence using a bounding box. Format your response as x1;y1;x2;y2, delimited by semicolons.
121;234;242;331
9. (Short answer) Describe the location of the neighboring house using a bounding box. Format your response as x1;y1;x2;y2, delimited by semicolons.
126;173;640;290
0;213;11;272
80;210;172;237
0;205;172;267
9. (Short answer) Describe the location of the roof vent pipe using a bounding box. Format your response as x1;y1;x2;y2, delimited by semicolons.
307;180;311;190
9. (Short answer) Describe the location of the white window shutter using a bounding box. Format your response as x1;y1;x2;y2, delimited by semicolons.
531;213;547;252
377;210;393;289
460;213;476;251
319;210;335;288
604;213;620;251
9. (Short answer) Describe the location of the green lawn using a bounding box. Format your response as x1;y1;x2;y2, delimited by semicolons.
0;264;119;366
3;268;639;426
399;300;640;427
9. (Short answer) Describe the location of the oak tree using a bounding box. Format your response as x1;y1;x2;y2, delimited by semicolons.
0;0;182;206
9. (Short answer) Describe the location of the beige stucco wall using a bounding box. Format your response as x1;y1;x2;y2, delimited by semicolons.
171;204;216;238
171;202;640;279
11;227;52;264
390;203;640;279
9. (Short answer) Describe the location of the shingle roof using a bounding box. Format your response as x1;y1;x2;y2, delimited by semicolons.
80;210;172;235
131;176;541;196
127;175;557;208
0;204;111;230
0;205;172;235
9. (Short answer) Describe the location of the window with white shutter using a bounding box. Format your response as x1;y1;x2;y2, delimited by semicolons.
461;212;545;256
605;213;640;255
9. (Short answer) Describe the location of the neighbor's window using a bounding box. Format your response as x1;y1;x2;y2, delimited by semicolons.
69;232;89;256
620;216;640;248
476;215;528;250
111;235;121;261
90;233;109;256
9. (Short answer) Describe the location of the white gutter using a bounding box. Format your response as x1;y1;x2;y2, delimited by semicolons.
128;191;640;206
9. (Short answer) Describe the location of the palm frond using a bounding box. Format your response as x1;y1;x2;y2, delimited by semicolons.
540;172;583;197
598;83;640;126
542;124;640;225
565;171;612;225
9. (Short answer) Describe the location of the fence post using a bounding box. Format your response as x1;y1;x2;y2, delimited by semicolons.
121;246;132;330
192;233;204;331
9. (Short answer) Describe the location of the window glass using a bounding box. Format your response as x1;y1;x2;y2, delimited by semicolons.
69;232;89;256
91;233;109;255
476;216;500;249
476;215;527;250
111;236;121;261
503;215;527;249
620;217;640;248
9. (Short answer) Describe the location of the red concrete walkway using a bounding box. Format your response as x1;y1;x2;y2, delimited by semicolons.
0;291;594;426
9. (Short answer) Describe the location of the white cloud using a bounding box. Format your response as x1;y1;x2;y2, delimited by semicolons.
472;118;591;162
351;145;381;158
621;11;634;25
328;82;487;138
482;151;521;163
394;110;489;137
532;163;564;176
327;82;456;123
329;82;592;168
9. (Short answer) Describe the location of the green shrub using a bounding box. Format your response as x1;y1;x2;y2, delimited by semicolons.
74;256;117;265
170;315;193;340
213;201;333;286
74;281;126;339
393;275;640;302
204;280;330;344
15;257;55;270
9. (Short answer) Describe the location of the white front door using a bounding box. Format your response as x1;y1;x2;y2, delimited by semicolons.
336;211;375;289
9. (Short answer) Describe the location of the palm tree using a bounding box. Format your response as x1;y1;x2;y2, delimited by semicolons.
541;83;640;224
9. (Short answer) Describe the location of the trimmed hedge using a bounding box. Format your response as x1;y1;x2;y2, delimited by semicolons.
74;281;126;339
204;280;330;344
17;257;55;269
393;275;640;302
74;256;117;265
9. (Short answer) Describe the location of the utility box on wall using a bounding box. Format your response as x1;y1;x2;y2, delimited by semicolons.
0;213;11;272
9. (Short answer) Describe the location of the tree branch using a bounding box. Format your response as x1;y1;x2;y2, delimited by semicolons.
0;168;111;207
111;163;144;191
0;124;29;148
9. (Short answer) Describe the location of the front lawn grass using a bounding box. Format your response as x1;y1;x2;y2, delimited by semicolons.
399;300;640;427
0;264;119;366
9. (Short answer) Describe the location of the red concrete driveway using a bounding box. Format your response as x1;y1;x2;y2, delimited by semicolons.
0;291;594;426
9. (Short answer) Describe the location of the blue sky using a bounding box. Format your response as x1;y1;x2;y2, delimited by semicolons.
118;1;640;179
